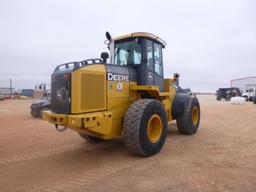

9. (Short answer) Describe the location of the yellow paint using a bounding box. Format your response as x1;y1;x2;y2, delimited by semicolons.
147;114;163;143
113;32;167;47
43;110;112;138
43;111;68;125
192;106;199;126
165;79;176;121
106;80;132;138
43;63;178;140
71;64;106;114
130;79;176;121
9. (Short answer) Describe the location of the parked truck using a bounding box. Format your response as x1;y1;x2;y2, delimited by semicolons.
31;90;51;118
216;87;242;101
253;96;256;104
242;87;256;101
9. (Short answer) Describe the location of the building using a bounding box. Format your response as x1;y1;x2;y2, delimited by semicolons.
230;76;256;93
0;87;14;95
21;89;34;97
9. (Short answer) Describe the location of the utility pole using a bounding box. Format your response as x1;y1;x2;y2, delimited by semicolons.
9;78;12;96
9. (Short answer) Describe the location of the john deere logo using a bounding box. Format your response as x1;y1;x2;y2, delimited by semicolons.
56;88;65;101
107;73;129;82
57;91;61;99
148;72;153;81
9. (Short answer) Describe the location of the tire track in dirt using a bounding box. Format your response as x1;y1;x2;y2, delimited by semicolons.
27;156;163;192
0;122;50;135
0;124;43;132
0;143;82;166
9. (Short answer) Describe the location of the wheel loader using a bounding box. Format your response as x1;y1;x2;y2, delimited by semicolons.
43;32;200;156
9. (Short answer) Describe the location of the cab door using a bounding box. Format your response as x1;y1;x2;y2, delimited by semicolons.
144;39;164;91
152;42;164;91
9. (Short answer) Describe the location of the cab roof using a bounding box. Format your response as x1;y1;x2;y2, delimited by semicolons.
113;32;167;48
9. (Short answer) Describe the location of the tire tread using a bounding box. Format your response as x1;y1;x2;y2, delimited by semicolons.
123;99;154;155
176;97;200;135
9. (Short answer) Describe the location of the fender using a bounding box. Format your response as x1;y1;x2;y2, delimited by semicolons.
171;93;191;119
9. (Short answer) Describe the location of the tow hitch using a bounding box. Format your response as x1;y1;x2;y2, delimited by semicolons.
55;124;68;132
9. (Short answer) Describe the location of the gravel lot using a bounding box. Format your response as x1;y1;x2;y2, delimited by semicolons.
0;95;255;192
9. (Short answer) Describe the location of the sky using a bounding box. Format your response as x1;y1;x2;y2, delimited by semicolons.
0;0;255;92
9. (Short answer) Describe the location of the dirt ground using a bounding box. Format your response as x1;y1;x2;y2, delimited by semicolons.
0;95;255;192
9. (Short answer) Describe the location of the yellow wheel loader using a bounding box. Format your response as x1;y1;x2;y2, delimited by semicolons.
43;32;200;156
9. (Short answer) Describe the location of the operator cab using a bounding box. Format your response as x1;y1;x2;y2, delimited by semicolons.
107;32;167;91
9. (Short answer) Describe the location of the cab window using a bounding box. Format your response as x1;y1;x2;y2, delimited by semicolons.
146;40;154;70
114;39;142;65
154;43;163;76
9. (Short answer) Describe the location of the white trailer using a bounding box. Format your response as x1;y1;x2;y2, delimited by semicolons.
231;77;256;93
231;77;256;101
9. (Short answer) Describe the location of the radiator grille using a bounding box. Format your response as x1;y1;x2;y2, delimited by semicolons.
81;74;105;111
51;72;71;114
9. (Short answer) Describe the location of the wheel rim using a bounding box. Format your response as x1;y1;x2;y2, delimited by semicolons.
192;106;199;126
147;114;163;143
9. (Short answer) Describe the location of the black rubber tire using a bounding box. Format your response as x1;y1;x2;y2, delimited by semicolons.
31;109;40;118
253;96;256;104
243;96;248;102
176;97;200;135
39;107;50;118
123;99;168;157
216;96;221;101
225;95;231;101
78;133;104;143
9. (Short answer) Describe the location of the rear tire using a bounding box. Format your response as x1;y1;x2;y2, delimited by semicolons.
78;133;104;143
225;95;231;101
243;96;248;102
176;97;200;135
123;99;168;156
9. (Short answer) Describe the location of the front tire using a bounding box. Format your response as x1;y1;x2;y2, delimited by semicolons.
123;99;168;156
253;96;256;104
243;96;248;101
31;108;40;118
176;97;200;135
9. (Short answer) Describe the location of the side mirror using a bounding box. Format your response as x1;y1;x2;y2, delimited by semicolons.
106;32;112;41
173;73;180;85
101;52;109;63
174;73;180;79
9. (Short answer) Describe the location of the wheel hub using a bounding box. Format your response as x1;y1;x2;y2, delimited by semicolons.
147;114;163;143
192;106;199;126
